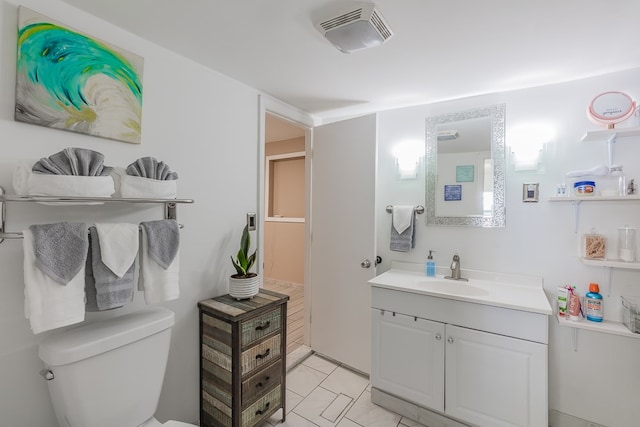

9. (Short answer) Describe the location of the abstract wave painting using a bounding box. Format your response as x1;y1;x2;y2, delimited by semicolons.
16;7;144;144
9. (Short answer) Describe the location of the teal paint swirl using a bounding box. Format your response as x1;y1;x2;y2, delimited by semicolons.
17;22;142;111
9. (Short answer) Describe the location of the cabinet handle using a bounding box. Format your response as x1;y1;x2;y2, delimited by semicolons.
255;401;271;416
435;334;442;340
447;337;454;344
255;376;271;388
255;321;271;331
255;348;271;360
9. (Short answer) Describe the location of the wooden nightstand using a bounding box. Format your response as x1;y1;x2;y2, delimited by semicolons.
198;289;288;427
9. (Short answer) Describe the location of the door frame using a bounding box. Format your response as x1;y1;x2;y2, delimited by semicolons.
258;95;318;347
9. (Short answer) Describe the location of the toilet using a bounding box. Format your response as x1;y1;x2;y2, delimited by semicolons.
38;307;197;427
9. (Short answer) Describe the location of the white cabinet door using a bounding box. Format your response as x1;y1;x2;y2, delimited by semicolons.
445;325;547;427
371;309;445;411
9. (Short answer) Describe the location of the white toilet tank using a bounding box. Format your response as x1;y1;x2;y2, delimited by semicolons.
38;307;175;427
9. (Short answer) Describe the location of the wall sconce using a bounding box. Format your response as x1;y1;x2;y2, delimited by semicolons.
509;123;555;172
393;140;424;179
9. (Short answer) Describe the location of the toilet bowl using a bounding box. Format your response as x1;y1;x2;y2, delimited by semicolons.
38;307;197;427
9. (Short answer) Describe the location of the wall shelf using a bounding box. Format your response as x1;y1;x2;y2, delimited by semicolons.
548;196;640;233
580;257;640;270
0;187;194;243
556;313;639;351
581;127;640;142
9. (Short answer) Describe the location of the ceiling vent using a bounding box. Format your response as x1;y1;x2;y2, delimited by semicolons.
315;3;393;53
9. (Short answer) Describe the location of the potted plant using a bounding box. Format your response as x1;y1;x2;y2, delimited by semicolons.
229;224;260;299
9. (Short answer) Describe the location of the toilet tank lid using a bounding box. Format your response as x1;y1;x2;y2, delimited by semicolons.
39;307;175;366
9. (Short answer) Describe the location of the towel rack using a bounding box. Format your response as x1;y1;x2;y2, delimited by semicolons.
0;186;194;244
385;205;424;214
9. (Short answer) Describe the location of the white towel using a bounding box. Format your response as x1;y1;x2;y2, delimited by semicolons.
112;167;177;199
392;206;414;234
95;223;139;278
23;229;86;334
138;225;180;304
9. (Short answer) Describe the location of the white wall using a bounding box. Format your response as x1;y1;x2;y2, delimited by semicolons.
377;68;640;427
0;1;263;425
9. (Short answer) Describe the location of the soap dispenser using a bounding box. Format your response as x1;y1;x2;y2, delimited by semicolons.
426;250;436;277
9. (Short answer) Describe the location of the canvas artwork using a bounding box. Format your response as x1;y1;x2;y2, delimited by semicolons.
15;7;144;144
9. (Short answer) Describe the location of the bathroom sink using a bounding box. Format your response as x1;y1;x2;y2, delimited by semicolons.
418;280;489;297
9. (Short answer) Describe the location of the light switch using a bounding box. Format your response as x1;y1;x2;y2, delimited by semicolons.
523;183;539;202
247;212;257;230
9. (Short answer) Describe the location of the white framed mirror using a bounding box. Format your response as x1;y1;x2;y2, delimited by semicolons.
425;104;506;227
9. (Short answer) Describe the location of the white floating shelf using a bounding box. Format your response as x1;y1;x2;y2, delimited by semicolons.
548;195;640;202
580;257;640;270
556;313;639;339
581;127;640;142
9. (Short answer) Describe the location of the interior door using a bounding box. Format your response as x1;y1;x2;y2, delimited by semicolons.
310;114;377;373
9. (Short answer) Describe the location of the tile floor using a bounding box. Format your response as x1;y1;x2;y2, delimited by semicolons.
263;353;424;427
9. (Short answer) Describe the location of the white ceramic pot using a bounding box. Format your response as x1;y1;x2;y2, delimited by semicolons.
229;274;261;299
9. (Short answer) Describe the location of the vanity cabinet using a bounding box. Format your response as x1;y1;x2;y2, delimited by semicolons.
198;289;288;427
371;285;548;427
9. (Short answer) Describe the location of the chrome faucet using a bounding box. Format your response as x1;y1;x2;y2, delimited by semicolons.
445;253;468;281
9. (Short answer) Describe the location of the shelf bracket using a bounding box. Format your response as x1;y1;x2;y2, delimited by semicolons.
606;133;617;168
571;200;581;234
606;266;613;297
571;327;578;352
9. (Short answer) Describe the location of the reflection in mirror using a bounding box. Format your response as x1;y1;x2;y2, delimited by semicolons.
425;104;505;227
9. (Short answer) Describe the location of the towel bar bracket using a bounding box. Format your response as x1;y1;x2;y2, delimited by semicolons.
165;202;177;221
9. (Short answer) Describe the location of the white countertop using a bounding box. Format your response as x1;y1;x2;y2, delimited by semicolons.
368;262;552;315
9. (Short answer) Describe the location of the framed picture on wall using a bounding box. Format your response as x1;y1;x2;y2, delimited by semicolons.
15;7;144;144
444;185;462;201
456;165;474;182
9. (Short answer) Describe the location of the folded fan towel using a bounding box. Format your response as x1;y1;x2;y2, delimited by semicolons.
85;227;135;311
23;229;85;334
32;147;113;176
126;157;178;180
13;161;115;200
390;207;416;252
138;220;180;304
30;222;88;285
95;223;139;277
111;167;177;199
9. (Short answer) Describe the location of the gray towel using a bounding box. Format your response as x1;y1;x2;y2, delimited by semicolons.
126;157;178;180
30;222;88;285
390;212;416;252
32;147;113;176
140;220;179;269
85;227;135;311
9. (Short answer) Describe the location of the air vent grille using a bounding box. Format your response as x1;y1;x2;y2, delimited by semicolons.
319;8;363;31
370;10;392;40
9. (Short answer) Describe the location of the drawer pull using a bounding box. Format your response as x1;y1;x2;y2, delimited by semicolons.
255;321;271;331
255;376;271;388
255;348;271;360
255;401;270;416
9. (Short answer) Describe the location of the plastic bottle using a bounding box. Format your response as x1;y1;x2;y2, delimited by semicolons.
426;250;436;277
585;283;603;322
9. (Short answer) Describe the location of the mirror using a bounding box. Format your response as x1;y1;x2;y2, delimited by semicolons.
425;104;505;227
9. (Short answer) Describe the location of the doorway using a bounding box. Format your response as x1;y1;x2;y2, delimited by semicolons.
263;113;308;356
